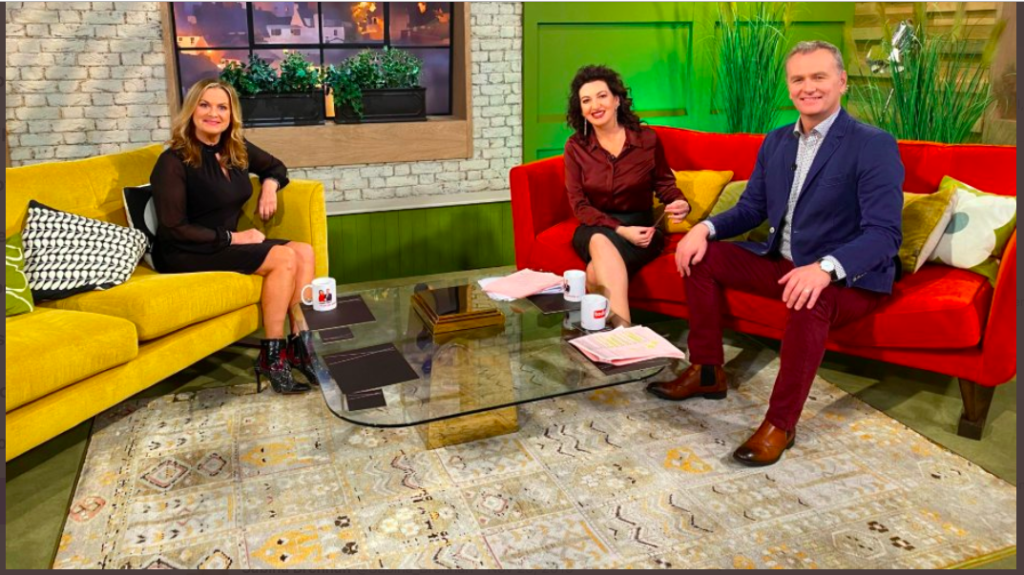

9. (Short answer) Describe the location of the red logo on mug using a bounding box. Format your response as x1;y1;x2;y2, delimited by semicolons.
594;309;606;319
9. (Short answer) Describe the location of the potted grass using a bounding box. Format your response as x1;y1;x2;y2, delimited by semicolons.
325;47;426;124
852;3;1005;144
712;2;791;134
220;51;325;127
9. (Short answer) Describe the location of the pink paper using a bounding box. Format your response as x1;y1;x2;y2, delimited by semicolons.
481;269;564;300
569;326;686;366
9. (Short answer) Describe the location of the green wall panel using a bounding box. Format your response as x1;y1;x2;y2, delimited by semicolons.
327;202;516;284
524;2;855;162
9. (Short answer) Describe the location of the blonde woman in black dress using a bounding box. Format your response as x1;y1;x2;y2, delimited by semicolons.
150;78;316;394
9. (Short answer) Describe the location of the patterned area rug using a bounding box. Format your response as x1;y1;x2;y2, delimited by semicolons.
54;344;1016;569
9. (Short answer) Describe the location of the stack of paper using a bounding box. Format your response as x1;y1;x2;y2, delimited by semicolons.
480;269;564;300
569;326;686;367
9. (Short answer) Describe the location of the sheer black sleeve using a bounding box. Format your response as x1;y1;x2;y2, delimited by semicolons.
150;152;231;249
246;139;289;190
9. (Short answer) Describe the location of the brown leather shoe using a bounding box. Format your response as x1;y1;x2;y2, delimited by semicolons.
732;419;796;467
646;364;727;401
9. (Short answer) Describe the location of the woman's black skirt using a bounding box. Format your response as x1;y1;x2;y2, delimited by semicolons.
571;211;664;277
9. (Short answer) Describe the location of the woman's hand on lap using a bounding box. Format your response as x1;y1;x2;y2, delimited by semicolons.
232;228;265;245
617;226;655;248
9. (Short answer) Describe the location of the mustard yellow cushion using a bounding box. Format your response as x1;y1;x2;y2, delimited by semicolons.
653;170;733;233
5;307;138;412
6;304;261;461
899;187;956;274
40;266;264;341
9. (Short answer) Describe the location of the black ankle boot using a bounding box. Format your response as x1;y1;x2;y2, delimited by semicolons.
255;338;310;394
287;331;319;386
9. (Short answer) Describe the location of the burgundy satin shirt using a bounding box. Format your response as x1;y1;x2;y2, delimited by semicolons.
564;126;684;229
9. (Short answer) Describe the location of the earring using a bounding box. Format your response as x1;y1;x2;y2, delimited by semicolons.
584;119;588;136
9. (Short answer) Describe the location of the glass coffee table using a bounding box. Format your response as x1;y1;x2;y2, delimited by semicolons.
293;270;688;448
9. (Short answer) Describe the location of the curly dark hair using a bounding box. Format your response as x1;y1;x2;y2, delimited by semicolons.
566;65;643;136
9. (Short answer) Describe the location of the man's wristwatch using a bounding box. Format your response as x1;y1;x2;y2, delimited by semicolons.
818;258;839;282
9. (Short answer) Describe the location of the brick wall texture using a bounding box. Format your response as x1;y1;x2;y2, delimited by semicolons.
5;2;524;204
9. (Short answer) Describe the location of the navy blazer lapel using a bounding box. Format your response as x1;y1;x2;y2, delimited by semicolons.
781;131;798;197
799;108;850;196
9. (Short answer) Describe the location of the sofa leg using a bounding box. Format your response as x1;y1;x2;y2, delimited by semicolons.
957;378;995;440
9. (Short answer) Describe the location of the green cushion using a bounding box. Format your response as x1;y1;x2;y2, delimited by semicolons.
707;180;772;241
899;186;956;274
6;233;35;317
928;176;1017;285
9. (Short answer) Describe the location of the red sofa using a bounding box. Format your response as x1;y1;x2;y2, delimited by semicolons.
510;126;1016;439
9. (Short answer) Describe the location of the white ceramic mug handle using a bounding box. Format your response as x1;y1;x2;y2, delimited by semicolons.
301;284;314;306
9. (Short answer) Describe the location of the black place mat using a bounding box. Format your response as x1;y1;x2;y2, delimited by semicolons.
345;388;387;411
302;295;375;331
323;343;419;394
527;293;581;315
319;326;354;343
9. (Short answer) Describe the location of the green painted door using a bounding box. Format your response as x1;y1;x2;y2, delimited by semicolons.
523;2;855;162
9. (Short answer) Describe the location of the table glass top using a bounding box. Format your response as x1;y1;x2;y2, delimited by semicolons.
301;271;688;427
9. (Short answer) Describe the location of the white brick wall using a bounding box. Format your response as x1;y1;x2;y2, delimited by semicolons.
6;2;524;207
6;2;169;164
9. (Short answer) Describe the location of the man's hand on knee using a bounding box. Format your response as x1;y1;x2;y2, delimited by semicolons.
779;264;832;310
675;225;710;277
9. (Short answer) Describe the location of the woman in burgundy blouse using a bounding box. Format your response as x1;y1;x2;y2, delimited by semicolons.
564;65;690;325
150;78;316;395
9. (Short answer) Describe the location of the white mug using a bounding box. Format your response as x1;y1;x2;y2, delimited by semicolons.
581;294;610;331
301;276;337;311
563;269;586;303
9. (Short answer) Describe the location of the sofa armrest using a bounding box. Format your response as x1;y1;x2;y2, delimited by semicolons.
510;156;573;269
978;230;1016;385
241;179;329;277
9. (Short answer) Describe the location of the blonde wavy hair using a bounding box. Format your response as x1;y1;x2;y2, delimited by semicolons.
169;78;248;170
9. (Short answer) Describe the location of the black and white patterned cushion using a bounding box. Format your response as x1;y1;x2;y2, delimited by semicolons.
122;184;158;268
21;200;148;302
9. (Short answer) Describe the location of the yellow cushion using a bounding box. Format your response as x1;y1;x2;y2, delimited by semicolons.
5;307;138;412
654;170;734;233
6;304;261;461
900;187;956;274
39;266;264;341
6;144;163;238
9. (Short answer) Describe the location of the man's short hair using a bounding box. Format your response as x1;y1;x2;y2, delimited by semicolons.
785;40;845;74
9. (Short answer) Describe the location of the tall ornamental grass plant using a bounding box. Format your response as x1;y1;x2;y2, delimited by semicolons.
855;3;1005;144
713;2;791;134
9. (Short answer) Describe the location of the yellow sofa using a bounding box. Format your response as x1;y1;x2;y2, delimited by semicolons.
5;144;328;461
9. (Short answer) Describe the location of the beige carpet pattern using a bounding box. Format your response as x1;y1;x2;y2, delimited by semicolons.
53;344;1016;569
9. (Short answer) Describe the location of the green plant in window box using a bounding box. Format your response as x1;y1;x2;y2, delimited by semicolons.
325;46;427;123
218;51;324;127
277;50;321;94
219;53;278;96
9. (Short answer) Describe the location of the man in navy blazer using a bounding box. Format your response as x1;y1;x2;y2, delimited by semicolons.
649;41;904;466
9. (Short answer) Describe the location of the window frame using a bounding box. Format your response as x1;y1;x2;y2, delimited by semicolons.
169;2;456;117
160;3;473;168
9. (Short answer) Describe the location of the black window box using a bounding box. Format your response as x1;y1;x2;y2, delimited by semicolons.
334;87;427;124
240;93;325;128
